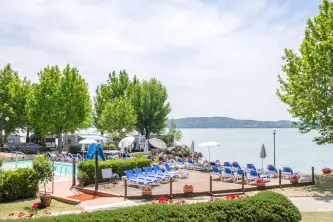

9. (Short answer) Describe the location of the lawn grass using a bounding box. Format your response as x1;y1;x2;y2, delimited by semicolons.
302;211;333;222
0;198;83;217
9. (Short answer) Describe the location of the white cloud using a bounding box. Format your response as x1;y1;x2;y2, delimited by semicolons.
0;0;322;120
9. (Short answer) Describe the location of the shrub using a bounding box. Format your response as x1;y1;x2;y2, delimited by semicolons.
77;158;151;185
15;192;301;222
33;155;53;194
0;168;38;202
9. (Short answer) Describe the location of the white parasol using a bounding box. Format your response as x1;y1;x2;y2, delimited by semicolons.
198;141;219;161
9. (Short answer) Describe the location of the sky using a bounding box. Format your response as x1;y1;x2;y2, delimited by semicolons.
0;0;323;121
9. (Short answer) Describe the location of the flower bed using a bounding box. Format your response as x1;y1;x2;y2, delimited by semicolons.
15;191;301;222
322;168;332;174
77;158;151;185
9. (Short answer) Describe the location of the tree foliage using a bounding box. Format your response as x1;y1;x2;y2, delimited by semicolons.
27;65;92;151
163;118;182;146
93;70;134;134
277;0;333;144
0;64;30;145
100;98;137;137
132;78;171;138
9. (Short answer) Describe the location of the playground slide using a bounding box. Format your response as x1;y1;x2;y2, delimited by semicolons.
85;143;106;161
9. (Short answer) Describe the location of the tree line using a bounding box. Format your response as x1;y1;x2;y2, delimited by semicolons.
0;65;175;152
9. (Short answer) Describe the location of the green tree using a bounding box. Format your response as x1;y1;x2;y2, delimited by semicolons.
100;98;137;138
277;0;333;144
93;70;134;134
27;65;92;152
163;118;182;146
0;64;30;145
132;78;171;138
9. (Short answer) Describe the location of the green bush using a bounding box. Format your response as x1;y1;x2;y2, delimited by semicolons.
0;168;39;202
16;192;301;222
77;158;151;185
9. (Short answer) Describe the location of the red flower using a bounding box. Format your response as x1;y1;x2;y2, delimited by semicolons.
29;213;34;217
322;168;332;174
32;203;39;209
18;212;25;218
8;213;15;217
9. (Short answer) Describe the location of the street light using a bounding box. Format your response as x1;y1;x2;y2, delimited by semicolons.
272;128;277;166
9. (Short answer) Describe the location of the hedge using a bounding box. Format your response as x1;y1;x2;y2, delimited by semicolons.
16;191;301;222
0;168;39;202
77;158;151;185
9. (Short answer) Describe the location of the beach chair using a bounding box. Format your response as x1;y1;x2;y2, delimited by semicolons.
76;154;83;161
231;162;241;172
211;166;223;180
246;170;257;184
245;164;256;173
153;165;178;179
176;158;185;168
134;168;160;183
282;167;300;179
223;162;232;168
67;153;75;162
265;165;278;178
233;169;245;183
221;167;234;182
164;163;189;178
47;152;57;161
216;160;221;168
184;159;195;169
124;170;152;188
143;167;170;181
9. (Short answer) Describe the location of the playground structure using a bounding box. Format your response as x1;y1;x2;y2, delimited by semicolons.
85;143;106;161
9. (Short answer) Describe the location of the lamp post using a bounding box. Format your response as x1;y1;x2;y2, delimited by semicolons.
272;128;277;166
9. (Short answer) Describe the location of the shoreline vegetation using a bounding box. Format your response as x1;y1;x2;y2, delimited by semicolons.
167;117;297;128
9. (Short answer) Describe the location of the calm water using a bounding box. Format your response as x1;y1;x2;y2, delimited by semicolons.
180;128;333;173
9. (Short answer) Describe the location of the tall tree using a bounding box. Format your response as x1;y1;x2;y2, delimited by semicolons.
93;70;134;133
27;65;92;152
100;98;137;138
132;78;171;138
0;64;30;145
277;0;333;144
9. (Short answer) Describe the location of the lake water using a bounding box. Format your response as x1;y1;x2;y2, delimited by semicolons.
179;128;332;173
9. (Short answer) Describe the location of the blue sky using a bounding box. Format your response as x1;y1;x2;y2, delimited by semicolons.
0;0;323;120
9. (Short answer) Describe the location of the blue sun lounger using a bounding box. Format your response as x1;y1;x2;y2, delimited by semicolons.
221;167;234;182
124;170;152;188
143;167;170;181
153;165;178;179
282;167;300;179
211;166;225;180
134;168;160;183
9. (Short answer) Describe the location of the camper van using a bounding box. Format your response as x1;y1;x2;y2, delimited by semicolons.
43;136;57;150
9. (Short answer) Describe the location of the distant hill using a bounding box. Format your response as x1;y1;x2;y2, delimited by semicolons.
168;117;297;128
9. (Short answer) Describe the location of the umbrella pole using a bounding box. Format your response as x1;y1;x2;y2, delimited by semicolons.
262;158;263;171
208;147;210;162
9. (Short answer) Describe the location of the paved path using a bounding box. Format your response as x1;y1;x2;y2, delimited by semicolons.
288;197;333;211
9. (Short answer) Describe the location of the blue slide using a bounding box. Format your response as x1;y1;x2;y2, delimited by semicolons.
85;144;106;161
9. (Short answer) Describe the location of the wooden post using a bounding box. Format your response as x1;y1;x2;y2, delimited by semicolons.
279;169;282;187
210;175;212;195
94;149;98;193
312;167;315;184
170;178;172;198
72;159;76;187
241;172;245;193
124;179;128;200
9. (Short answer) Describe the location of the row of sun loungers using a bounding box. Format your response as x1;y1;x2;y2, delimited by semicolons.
123;165;189;188
47;152;83;162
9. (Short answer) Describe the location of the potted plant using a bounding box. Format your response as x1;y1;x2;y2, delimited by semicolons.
183;184;194;193
322;168;332;175
33;154;53;207
142;185;152;196
77;171;88;187
255;178;266;188
290;175;299;184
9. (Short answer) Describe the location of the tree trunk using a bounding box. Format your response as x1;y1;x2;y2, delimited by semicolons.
58;133;63;154
26;126;30;143
145;129;150;139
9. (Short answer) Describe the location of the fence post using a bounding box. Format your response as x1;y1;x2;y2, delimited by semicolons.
210;175;212;195
52;160;55;193
72;159;76;187
170;178;172;198
312;167;315;184
241;172;245;193
94;149;98;193
124;179;128;200
279;169;282;187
